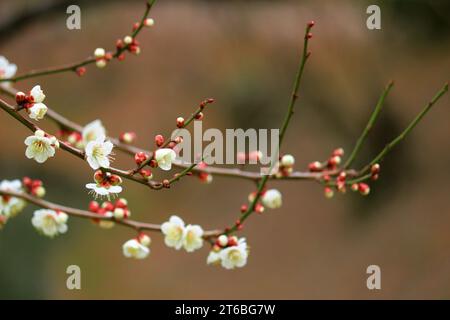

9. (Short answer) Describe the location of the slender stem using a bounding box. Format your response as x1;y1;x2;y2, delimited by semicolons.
360;82;448;174
0;0;157;83
169;162;198;185
227;22;314;234
343;81;394;169
134;98;213;172
0;189;220;238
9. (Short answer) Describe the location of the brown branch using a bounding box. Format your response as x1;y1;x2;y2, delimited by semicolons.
0;189;221;238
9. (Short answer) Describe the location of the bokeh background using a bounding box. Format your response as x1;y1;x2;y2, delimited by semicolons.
0;0;449;299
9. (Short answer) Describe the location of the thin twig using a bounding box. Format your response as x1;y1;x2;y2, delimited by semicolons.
0;0;157;83
0;189;221;238
226;22;314;235
360;82;448;174
343;81;394;169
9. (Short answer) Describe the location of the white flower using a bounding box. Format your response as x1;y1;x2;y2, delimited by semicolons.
155;148;176;171
182;224;204;252
0;56;17;87
206;250;221;265
0;180;26;218
30;85;46;103
24;130;58;163
32;209;68;238
27;85;48;120
122;239;150;259
161;215;185;250
28;102;48;120
219;238;249;270
261;189;282;209
85;135;113;170
86;183;122;199
82;120;106;145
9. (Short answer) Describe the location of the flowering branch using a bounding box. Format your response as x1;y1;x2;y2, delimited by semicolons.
0;188;221;238
0;97;186;191
0;1;447;268
0;0;157;83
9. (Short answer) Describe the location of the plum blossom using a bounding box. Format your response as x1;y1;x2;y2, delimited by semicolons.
0;179;26;219
219;238;249;270
122;238;150;259
261;189;282;209
0;56;17;87
161;215;185;250
86;183;122;200
85;135;114;170
82;120;106;145
32;209;68;238
24;130;59;163
86;170;122;200
206;250;221;265
27;85;48;120
182;224;204;252
154;148;176;171
207;237;249;270
161;215;204;252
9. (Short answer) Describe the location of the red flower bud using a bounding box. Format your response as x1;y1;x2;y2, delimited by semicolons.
155;134;164;147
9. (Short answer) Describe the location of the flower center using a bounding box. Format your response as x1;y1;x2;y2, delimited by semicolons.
42;214;56;228
93;145;104;158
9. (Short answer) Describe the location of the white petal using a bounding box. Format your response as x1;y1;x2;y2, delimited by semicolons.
30;85;45;103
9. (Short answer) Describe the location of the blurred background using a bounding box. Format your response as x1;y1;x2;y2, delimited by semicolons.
0;0;449;299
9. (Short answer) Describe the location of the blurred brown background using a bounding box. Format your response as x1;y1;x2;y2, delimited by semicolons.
0;0;449;299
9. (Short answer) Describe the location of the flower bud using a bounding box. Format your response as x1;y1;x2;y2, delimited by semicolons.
227;236;238;247
144;18;155;27
115;198;128;208
324;187;334;199
138;233;151;247
120;132;136;144
176;117;185;128
358;183;370;196
34;186;46;198
94;170;104;183
217;235;228;247
134;152;148;165
308;161;322;172
109;175;122;186
15;91;27;105
280;154;295;167
123;36;133;45
114;207;125;220
89;201;100;212
76;67;86;77
155;134;164;147
95;59;107;68
94;48;105;58
255;203;265;214
195;112;204;120
332;148;344;157
139;169;152;179
371;163;380;175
